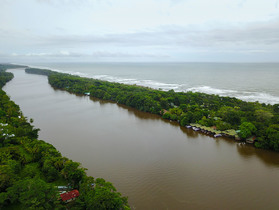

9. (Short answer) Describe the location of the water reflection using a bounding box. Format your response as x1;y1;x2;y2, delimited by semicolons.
179;126;199;138
237;143;279;167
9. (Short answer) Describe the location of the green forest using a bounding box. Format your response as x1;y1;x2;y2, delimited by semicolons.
25;67;279;152
0;65;130;209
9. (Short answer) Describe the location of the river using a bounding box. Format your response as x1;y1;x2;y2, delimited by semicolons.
4;68;279;209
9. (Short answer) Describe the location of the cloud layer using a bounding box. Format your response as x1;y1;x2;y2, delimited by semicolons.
1;0;279;62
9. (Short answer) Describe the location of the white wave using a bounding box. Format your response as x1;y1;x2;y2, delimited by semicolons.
71;71;88;77
237;92;279;105
186;86;279;105
89;74;181;91
186;86;237;95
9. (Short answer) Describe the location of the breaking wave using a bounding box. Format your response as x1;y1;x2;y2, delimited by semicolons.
186;86;237;95
185;86;279;105
89;74;182;91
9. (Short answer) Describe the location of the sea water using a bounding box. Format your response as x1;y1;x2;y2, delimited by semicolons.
26;62;279;104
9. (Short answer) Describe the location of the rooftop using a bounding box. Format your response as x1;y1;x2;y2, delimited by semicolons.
60;190;79;202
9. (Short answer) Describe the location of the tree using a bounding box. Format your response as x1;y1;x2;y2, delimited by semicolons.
180;112;193;126
7;178;60;209
61;160;86;188
0;192;8;208
218;106;241;126
0;164;16;192
21;163;41;179
88;178;129;210
160;98;169;109
273;104;279;113
255;109;273;122
216;120;232;131
266;124;279;151
239;122;257;139
162;112;171;120
169;107;183;116
74;177;130;210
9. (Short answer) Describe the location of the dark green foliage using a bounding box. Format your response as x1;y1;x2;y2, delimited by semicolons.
21;163;41;179
265;124;279;151
5;178;60;209
25;68;53;76
239;122;257;139
61;160;86;188
0;71;13;88
0;64;26;88
76;177;129;210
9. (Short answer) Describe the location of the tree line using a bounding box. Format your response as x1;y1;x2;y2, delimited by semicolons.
1;65;130;209
25;67;279;152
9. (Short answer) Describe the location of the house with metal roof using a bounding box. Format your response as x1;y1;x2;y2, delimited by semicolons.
60;190;80;203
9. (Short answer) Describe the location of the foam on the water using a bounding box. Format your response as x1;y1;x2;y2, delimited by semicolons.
186;86;237;95
237;92;279;105
185;85;279;104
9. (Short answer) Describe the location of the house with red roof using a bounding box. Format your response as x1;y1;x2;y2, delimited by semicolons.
60;190;80;203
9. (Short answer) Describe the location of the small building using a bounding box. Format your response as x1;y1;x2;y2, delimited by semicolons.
60;190;80;203
192;127;200;131
84;92;90;96
246;136;257;144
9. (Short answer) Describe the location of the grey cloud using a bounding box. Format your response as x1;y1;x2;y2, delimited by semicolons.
2;15;279;62
39;19;279;53
153;21;279;50
91;51;169;58
2;51;169;59
35;0;110;8
10;52;82;58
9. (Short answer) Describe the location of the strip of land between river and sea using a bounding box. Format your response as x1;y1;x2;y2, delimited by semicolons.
23;66;279;152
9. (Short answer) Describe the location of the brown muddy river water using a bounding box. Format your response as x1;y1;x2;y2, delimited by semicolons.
4;69;279;209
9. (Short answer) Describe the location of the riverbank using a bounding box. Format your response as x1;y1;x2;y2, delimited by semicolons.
0;65;130;209
25;67;279;152
6;67;279;209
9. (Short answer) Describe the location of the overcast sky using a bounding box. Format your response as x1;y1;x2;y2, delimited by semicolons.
1;0;279;63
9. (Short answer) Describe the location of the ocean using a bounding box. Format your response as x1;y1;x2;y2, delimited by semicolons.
25;62;279;105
